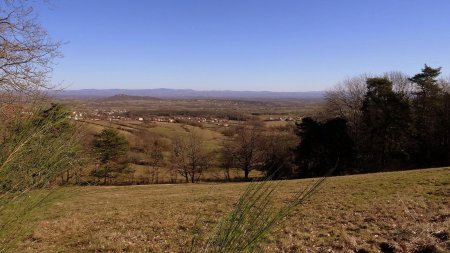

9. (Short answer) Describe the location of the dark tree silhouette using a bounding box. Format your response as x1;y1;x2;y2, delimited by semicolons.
294;117;354;178
361;78;412;170
410;65;446;166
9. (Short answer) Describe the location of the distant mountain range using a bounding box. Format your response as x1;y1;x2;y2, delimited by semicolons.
50;88;324;99
100;94;162;102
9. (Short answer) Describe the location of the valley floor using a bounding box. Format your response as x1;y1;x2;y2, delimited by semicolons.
18;168;450;252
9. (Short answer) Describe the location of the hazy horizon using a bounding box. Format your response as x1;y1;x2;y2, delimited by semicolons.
61;87;325;92
37;0;450;91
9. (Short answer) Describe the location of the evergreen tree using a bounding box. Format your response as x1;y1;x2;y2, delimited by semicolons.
92;129;129;184
361;78;411;170
410;65;444;166
294;117;354;178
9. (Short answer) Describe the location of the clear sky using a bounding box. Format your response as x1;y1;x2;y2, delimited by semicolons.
37;0;450;91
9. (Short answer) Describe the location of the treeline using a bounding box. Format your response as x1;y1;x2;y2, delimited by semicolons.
295;65;450;177
61;65;450;185
86;121;298;185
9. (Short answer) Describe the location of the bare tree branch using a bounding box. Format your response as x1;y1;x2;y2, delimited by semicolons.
0;0;61;96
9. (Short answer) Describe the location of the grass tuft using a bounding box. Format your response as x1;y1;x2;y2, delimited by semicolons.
0;104;84;252
196;176;326;253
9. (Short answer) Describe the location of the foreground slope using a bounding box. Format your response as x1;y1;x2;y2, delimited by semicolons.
20;168;449;252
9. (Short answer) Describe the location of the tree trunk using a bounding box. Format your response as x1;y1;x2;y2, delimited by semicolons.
150;167;154;184
66;170;70;184
224;168;230;182
103;169;107;185
244;167;249;181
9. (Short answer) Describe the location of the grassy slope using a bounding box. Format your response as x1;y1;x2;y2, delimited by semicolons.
18;168;449;252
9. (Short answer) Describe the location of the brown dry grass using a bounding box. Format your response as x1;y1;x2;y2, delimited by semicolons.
16;168;450;252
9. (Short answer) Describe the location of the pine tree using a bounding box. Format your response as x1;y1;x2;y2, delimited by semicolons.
361;78;411;170
92;129;129;184
409;65;444;166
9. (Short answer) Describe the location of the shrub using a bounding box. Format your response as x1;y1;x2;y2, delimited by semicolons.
0;104;84;251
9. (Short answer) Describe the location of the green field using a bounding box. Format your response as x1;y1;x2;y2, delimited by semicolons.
16;168;450;252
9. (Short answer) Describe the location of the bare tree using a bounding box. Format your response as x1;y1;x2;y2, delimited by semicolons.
0;0;61;125
148;140;163;184
171;136;188;182
0;0;60;91
324;75;369;170
439;75;450;92
259;129;297;178
220;140;235;181
229;123;264;181
171;130;212;183
324;75;367;125
384;71;415;98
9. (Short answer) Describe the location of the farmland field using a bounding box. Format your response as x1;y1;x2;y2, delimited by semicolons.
17;167;450;252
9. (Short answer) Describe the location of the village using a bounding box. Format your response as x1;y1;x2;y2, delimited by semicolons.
68;108;300;127
69;109;229;125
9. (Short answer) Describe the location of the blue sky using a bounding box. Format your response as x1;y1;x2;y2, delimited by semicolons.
37;0;450;91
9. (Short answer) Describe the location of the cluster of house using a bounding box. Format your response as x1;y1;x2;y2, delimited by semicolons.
267;116;297;121
68;112;84;120
69;108;298;126
69;109;129;121
69;109;230;126
142;116;230;126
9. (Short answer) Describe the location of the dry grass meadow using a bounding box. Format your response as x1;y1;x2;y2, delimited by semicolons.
15;167;450;252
